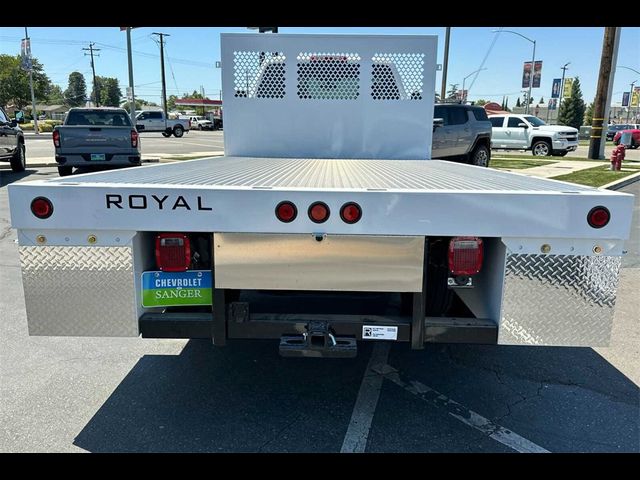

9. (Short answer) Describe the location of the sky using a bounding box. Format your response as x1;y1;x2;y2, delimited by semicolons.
1;26;638;107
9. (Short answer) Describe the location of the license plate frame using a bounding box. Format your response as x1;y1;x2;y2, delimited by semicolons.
141;270;212;308
90;153;106;161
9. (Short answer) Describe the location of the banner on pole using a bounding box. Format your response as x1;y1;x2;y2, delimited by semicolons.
551;78;561;98
563;78;574;98
532;61;542;88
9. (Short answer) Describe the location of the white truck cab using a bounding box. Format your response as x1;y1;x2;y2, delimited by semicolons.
489;114;579;157
135;110;190;138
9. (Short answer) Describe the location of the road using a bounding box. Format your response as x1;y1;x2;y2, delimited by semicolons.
0;168;638;452
19;131;640;164
21;131;225;163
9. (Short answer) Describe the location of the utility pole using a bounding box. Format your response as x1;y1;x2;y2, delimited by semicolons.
440;27;451;101
152;32;170;120
126;27;136;123
83;42;101;107
588;27;621;160
24;27;39;135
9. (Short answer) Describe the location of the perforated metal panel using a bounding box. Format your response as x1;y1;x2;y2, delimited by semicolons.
20;246;138;337
233;51;286;99
296;52;361;100
221;34;438;159
371;53;424;100
499;254;620;346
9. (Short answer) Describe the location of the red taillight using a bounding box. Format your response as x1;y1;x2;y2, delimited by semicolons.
448;237;483;276
155;233;191;272
275;201;297;223
52;130;60;148
340;202;362;224
131;129;139;148
308;202;330;223
30;197;54;219
587;206;610;229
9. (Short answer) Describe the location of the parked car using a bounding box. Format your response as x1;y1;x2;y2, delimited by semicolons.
489;114;578;156
0;106;26;172
606;124;633;141
53;107;141;176
135;110;190;137
187;116;214;131
613;129;640;148
432;104;492;167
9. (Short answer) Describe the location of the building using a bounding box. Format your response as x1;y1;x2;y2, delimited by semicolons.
174;98;222;118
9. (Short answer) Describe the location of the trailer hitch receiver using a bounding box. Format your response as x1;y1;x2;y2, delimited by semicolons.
279;321;357;358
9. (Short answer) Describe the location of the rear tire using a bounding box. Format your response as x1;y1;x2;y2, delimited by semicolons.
469;144;490;167
10;143;26;172
58;166;72;176
532;140;552;156
173;125;184;138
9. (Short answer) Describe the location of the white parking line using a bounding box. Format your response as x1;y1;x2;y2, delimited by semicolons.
373;364;550;453
340;342;390;453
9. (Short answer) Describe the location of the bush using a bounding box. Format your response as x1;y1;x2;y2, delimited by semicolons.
44;119;62;126
20;122;35;131
38;123;54;132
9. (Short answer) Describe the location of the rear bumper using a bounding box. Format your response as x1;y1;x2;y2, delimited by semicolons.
56;153;141;167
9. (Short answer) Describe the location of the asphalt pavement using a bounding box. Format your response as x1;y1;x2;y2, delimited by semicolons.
0;168;638;452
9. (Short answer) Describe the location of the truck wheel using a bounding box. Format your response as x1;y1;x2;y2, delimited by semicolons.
173;126;184;138
197;124;202;131
10;143;26;172
162;131;171;138
469;144;490;167
532;140;551;156
58;166;73;176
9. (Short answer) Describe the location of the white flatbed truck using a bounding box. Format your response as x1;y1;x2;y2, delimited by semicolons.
8;34;635;357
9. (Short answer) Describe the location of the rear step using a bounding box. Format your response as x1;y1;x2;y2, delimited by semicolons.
279;321;357;358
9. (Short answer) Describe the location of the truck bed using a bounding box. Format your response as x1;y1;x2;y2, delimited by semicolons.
9;156;633;240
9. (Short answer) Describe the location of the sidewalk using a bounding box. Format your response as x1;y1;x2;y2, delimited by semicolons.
497;160;604;178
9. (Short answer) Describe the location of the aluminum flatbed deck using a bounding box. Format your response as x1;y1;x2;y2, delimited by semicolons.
9;157;633;242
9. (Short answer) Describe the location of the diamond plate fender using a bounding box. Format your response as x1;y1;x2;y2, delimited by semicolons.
499;253;621;346
19;246;138;337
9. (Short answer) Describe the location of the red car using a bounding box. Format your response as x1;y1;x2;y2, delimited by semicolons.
613;129;640;149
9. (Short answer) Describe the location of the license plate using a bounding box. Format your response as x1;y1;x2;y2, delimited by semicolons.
90;153;106;161
141;270;212;307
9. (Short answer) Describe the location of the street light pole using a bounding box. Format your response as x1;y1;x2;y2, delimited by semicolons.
462;68;487;103
559;62;570;112
617;66;640;122
492;29;536;114
627;80;637;123
126;27;136;124
24;27;39;135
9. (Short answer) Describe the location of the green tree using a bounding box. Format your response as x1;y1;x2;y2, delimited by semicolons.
167;94;178;110
122;98;160;113
584;101;594;126
0;54;51;109
558;77;586;129
516;97;521;107
64;72;87;107
446;83;459;100
46;84;65;105
91;76;122;107
539;96;544;104
504;97;510;111
475;99;488;106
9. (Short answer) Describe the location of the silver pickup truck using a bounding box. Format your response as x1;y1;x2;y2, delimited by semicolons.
53;108;141;177
135;110;190;137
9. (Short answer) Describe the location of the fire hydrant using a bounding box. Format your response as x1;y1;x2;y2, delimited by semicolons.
610;145;625;171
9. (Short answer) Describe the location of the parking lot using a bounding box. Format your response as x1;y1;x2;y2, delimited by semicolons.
0;166;638;453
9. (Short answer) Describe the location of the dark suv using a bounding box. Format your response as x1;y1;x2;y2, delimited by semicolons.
433;104;492;167
0;107;26;172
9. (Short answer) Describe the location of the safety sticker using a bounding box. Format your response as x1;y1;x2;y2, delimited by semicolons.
362;325;398;340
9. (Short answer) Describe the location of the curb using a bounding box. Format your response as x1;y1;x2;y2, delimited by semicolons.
602;171;640;191
0;158;161;170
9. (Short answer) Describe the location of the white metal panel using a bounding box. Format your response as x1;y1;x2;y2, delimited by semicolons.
221;34;437;160
9;180;633;242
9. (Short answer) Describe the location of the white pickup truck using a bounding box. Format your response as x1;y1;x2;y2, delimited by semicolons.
135;110;190;138
7;33;634;358
489;114;579;157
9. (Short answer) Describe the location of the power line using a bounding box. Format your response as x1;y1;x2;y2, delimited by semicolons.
466;27;502;94
164;43;181;96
